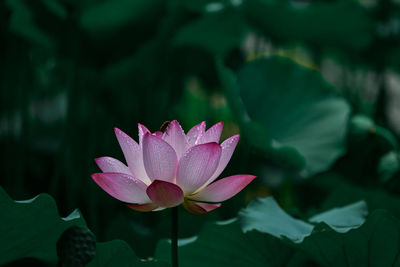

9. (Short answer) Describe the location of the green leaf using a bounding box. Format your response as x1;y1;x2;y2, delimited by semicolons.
308;200;368;233
378;151;400;183
244;0;372;49
173;9;245;56
80;0;164;37
313;174;400;218
348;114;400;183
240;197;313;242
239;193;400;266
349;114;375;138
0;186;170;266
219;56;350;175
298;210;400;266
5;0;56;48
239;197;367;243
155;220;294;267
0;186;87;265
181;0;239;13
374;125;400;152
89;240;170;267
40;0;67;20
350;114;400;151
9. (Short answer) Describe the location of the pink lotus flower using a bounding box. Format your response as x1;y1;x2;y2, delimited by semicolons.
92;121;255;214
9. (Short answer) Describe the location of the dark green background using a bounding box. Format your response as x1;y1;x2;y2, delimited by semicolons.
1;0;400;266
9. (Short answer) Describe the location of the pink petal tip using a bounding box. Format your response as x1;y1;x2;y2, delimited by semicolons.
94;156;131;174
189;174;256;202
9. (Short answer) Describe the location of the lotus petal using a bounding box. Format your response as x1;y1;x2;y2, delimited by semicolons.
143;133;178;183
163;120;188;158
91;172;149;203
146;180;184;207
176;143;221;194
189;175;256;202
114;128;151;184
95;157;131;174
204;134;240;186
138;123;150;145
197;122;224;144
187;121;206;146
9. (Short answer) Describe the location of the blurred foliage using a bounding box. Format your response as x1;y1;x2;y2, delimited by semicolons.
156;220;297;267
239;197;367;241
296;210;400;266
0;187;86;265
0;186;169;266
378;150;400;183
1;0;400;265
219;56;350;175
155;203;400;267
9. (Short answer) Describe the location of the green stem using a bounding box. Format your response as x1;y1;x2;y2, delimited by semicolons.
171;207;179;267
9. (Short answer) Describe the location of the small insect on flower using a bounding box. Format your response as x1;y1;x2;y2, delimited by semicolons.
92;120;256;214
160;121;171;133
